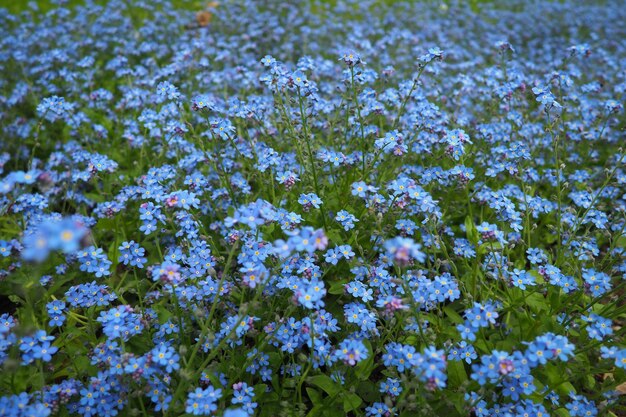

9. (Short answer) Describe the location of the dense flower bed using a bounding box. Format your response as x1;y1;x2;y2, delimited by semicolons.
0;0;625;416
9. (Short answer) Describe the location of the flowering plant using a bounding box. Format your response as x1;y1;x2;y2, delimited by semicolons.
0;1;624;417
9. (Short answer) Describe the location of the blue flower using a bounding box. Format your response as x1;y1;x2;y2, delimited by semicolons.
185;386;222;415
336;337;368;366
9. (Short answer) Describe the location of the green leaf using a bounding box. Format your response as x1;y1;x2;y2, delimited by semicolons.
554;409;570;417
447;360;468;388
325;229;342;245
478;242;502;255
342;392;362;412
444;306;463;324
543;231;558;245
308;374;341;396
464;215;480;245
306;387;322;404
555;381;576;396
525;292;548;313
322;403;346;417
355;340;375;380
328;281;347;295
356;381;380;402
267;352;281;367
264;222;275;235
305;405;325;417
528;269;544;284
253;383;268;394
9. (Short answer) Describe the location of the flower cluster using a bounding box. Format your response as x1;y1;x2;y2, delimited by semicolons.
0;0;624;416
